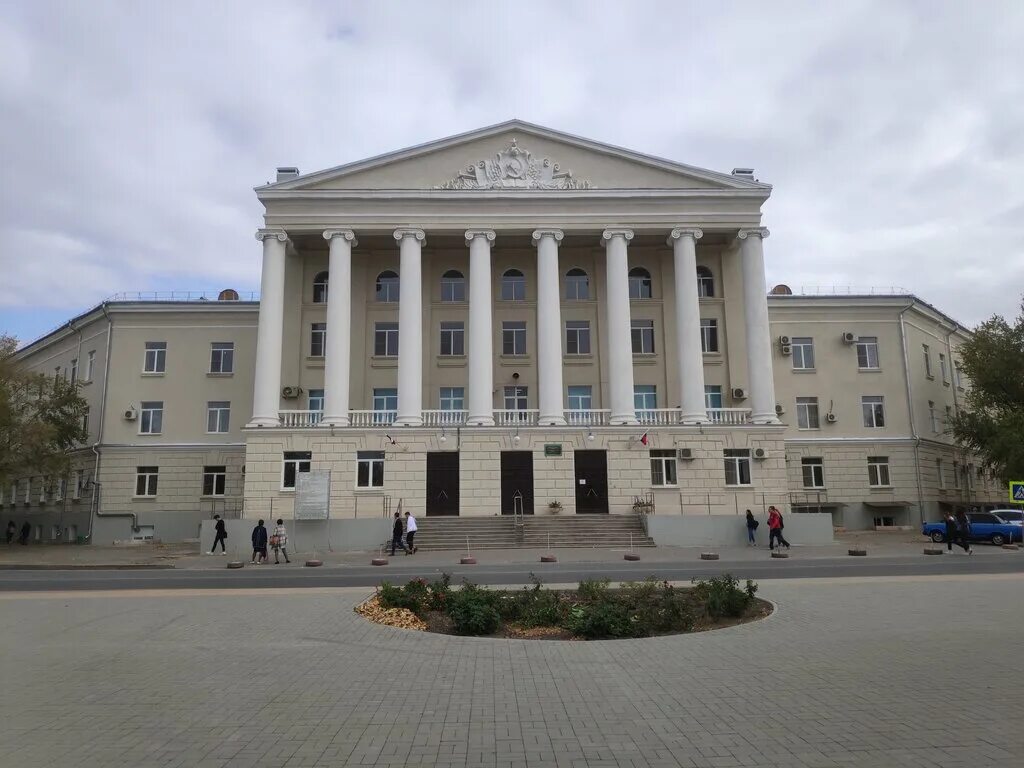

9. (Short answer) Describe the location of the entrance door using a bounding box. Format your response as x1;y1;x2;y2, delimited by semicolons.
500;452;534;515
426;452;460;516
574;450;609;514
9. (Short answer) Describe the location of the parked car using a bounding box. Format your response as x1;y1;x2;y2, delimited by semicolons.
989;509;1023;525
921;512;1022;546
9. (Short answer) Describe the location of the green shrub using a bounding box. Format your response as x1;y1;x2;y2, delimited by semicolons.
514;577;566;628
692;574;755;619
576;578;611;602
565;601;637;639
426;573;451;611
446;581;502;635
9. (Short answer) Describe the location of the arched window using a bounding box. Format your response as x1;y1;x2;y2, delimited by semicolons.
564;268;590;300
375;270;400;302
697;266;714;298
501;268;525;301
441;270;465;302
312;271;329;303
628;267;652;299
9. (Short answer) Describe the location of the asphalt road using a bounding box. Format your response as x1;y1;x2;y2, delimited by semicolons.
2;553;1023;591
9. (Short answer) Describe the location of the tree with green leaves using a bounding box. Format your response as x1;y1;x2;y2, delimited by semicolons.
951;300;1024;483
0;334;90;491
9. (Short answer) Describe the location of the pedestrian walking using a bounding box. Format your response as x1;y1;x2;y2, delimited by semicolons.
943;511;963;552
767;506;790;550
251;519;269;564
5;520;15;545
390;511;409;556
271;519;291;564
18;521;30;545
209;514;227;554
745;509;758;546
404;510;419;553
954;509;973;554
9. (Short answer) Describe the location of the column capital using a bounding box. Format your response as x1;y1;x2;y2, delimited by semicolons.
667;227;703;246
323;228;358;246
255;228;288;243
737;227;770;241
464;229;496;245
531;229;564;245
601;228;634;246
393;228;426;245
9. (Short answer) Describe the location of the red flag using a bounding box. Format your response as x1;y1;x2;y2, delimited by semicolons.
639;432;649;446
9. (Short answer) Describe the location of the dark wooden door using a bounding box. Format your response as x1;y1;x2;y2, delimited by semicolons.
500;452;534;515
574;450;608;514
426;452;459;516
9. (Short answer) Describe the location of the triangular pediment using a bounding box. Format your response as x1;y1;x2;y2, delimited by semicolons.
262;120;769;193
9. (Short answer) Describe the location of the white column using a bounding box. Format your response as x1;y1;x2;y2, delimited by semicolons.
738;227;780;424
466;230;495;426
533;229;566;426
321;229;357;426
248;229;288;427
602;228;638;425
668;227;709;424
394;228;425;426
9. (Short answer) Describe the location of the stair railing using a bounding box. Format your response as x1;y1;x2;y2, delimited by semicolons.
512;491;525;543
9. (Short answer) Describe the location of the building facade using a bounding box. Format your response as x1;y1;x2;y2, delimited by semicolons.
6;122;1009;543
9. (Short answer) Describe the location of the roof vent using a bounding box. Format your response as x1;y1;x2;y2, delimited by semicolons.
275;167;300;182
770;284;793;295
217;289;240;301
731;167;755;179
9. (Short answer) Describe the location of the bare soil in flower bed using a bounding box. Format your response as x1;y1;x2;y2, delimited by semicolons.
356;574;773;640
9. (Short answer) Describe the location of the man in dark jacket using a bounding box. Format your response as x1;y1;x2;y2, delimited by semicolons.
954;510;973;554
390;512;409;556
19;521;31;545
209;515;227;555
251;519;268;564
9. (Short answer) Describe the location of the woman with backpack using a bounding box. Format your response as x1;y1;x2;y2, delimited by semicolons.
745;509;759;546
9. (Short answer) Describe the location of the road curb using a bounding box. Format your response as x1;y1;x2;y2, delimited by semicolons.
0;564;176;571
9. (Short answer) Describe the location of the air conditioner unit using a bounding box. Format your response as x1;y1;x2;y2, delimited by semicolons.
775;404;786;416
780;344;792;356
123;408;137;421
778;335;791;346
753;447;767;460
732;387;747;400
677;448;694;461
281;386;301;399
826;412;838;423
842;332;857;344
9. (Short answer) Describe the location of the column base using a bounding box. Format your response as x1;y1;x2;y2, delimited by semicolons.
609;415;640;426
320;415;350;427
466;416;495;426
246;416;281;428
538;416;567;426
393;416;423;427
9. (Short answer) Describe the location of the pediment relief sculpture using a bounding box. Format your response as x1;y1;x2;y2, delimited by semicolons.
436;138;592;190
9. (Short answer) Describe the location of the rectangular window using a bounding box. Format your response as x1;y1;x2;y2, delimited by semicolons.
564;271;589;300
801;457;825;488
952;460;961;489
439;387;464;411
700;318;719;353
81;406;89;437
70;358;78;384
73;470;84;500
868;456;891;487
724;449;752;486
650;449;678;487
567;385;593;411
23;478;30;505
944;405;953;428
85;350;95;381
565;320;591;355
631;320;655;354
502;321;527;355
936;458;945;489
439;321;465;356
357;451;385;488
374;322;399;357
928;401;939;433
441;274;465;302
39;477;48;504
282;451;312;490
372;388;398;424
310;323;327;357
210;342;234;373
704;385;723;410
206;401;230;433
202;466;227;496
634;385;657;414
135;466;158;497
856;337;879;370
923;344;932;377
139;401;163;434
143;341;166;373
308;389;325;414
791;337;814;370
55;478;65;502
795;396;820;429
503;385;528;411
501;272;526;301
954;360;963;389
939;353;948;383
862;396;885;428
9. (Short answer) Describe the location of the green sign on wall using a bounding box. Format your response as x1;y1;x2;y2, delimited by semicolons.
544;444;562;457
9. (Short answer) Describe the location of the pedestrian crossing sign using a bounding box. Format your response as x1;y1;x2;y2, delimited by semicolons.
1011;481;1024;502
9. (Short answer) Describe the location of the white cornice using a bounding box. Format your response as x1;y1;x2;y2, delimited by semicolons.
258;187;770;202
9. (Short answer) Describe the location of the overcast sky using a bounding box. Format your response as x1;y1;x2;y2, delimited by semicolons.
1;0;1022;343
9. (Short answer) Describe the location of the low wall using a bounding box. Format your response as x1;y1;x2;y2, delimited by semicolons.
645;512;835;547
199;517;392;555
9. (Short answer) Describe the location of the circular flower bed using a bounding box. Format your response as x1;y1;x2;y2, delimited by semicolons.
356;574;771;640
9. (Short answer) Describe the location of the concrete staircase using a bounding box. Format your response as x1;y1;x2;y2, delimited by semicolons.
409;514;656;551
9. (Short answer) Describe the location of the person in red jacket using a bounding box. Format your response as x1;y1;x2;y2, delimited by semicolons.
767;506;791;551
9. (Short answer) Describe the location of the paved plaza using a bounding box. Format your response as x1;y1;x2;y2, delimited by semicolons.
2;574;1022;768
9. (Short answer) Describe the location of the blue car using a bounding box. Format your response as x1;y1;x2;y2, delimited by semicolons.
922;512;1022;546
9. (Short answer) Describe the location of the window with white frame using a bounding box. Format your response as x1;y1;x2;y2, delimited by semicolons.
565;320;591;355
868;456;891;487
55;478;65;502
70;358;78;384
923;344;932;377
856;336;879;369
650;450;677;486
22;478;30;505
39;477;48;504
939;353;948;383
791;337;814;369
700;318;719;353
704;385;723;409
207;401;230;433
135;466;158;497
929;401;939;433
952;460;961;489
502;321;527;355
628;267;652;299
567;385;592;411
501;269;526;301
439;321;465;356
936;458;945;488
357;451;385;488
308;389;325;414
795;396;820;429
282;451;312;490
944;405;953;428
441;270;465;302
310;323;327;357
723;449;752;486
862;396;885;428
564;268;590;300
372;389;397;424
439;386;464;411
139;401;163;434
696;266;715;297
503;385;528;411
85;350;95;381
634;385;657;414
375;270;400;302
801;457;825;488
312;271;329;303
202;465;226;496
374;322;399;357
143;341;166;373
73;469;84;500
210;342;234;373
954;360;963;389
631;320;655;354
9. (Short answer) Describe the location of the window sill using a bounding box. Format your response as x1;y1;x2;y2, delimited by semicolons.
207;372;234;378
796;427;821;432
651;484;678;489
132;496;158;501
354;486;386;494
200;494;227;499
371;357;398;368
500;355;532;366
305;356;325;369
869;486;894;491
137;432;163;437
858;367;882;373
564;354;594;366
926;374;935;381
437;355;467;368
702;352;722;358
632;354;657;366
803;486;827;491
792;368;816;374
724;484;754;489
942;381;950;387
140;372;165;377
279;488;296;493
79;379;93;386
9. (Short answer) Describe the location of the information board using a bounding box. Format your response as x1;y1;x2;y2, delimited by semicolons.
544;444;562;457
295;470;331;520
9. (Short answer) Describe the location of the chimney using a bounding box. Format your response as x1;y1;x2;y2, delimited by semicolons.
276;167;300;182
731;168;755;180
